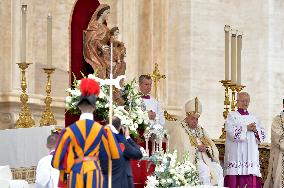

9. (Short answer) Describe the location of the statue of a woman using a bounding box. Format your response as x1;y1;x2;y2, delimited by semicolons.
83;4;111;79
83;5;126;106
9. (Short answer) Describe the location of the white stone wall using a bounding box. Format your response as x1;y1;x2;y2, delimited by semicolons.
0;0;283;141
104;0;284;141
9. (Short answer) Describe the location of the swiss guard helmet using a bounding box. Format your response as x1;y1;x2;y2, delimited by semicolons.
76;78;100;107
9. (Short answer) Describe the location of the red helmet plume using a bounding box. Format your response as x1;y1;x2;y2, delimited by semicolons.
79;78;100;96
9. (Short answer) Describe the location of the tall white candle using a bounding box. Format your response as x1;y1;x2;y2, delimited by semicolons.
231;33;237;84
21;5;27;62
237;34;242;85
224;25;230;80
47;13;52;67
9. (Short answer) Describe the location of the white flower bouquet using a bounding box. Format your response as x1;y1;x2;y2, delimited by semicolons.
145;151;200;188
65;73;149;135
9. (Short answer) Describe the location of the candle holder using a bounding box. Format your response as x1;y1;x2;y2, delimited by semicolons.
15;62;35;128
219;80;231;139
229;84;237;111
220;80;231;119
235;84;246;93
40;68;57;126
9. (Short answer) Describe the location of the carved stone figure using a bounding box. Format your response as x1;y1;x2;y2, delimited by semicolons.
83;4;111;79
84;5;127;80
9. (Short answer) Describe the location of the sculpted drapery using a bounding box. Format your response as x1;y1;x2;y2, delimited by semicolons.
83;4;126;79
83;4;111;79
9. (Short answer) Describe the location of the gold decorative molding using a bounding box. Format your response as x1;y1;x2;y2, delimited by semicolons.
164;110;178;121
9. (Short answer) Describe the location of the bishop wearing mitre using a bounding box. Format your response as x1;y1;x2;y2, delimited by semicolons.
167;97;223;186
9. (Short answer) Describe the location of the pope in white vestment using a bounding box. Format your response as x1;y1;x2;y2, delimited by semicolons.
168;97;223;186
139;75;165;126
35;133;59;188
224;92;266;188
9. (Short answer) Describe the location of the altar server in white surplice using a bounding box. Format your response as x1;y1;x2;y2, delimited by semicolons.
35;132;59;188
168;97;223;186
224;92;266;188
139;75;165;126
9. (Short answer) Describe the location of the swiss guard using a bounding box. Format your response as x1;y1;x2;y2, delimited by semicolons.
51;78;121;188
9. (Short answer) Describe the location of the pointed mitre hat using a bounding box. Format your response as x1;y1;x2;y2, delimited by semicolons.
184;97;202;117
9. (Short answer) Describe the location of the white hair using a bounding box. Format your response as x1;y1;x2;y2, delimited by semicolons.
237;92;250;101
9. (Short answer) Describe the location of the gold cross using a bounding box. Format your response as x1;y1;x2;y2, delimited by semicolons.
148;63;166;99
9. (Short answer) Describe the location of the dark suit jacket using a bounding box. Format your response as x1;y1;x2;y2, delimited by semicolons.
121;137;143;188
100;134;143;188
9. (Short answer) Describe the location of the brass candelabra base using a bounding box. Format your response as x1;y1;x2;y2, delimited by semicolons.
219;80;231;139
40;68;57;126
236;85;246;93
15;62;35;128
220;80;231;119
229;84;237;111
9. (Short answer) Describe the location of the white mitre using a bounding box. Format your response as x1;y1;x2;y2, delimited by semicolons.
184;97;202;117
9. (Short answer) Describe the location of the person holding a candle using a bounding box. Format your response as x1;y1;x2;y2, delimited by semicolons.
224;92;266;188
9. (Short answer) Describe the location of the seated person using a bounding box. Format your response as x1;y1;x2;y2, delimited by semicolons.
35;132;59;188
168;97;223;186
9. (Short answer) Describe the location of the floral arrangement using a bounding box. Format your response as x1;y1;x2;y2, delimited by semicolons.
65;73;149;135
145;150;200;188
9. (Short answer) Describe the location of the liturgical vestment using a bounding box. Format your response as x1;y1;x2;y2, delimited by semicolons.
142;96;165;126
224;110;266;188
264;112;284;188
168;120;223;186
35;151;59;188
52;114;121;188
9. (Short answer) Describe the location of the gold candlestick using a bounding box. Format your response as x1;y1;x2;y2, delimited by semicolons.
220;80;231;119
229;84;237;111
16;62;35;128
40;68;57;126
236;84;246;93
219;80;231;139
